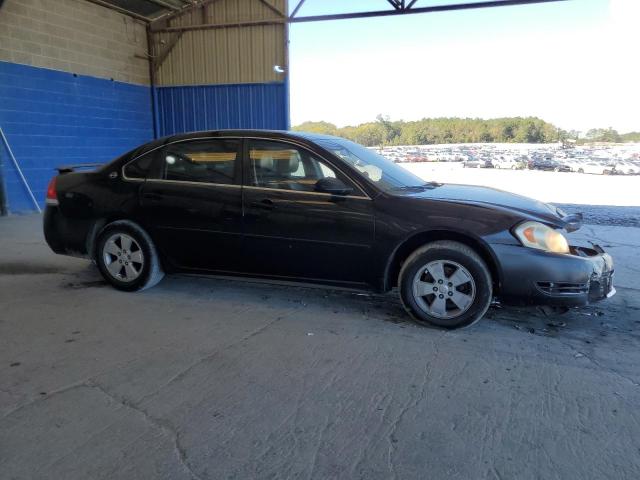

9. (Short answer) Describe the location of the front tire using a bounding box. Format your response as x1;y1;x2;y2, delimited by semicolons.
398;241;492;329
96;221;164;292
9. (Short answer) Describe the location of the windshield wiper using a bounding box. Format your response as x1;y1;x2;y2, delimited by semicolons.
392;182;441;191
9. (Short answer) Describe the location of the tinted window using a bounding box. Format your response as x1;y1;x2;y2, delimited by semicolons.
248;140;339;192
123;151;155;179
162;139;240;184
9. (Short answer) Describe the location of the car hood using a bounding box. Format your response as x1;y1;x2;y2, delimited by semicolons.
403;183;581;231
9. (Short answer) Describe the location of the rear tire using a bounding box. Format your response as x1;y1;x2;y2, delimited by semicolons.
398;241;492;329
96;221;164;292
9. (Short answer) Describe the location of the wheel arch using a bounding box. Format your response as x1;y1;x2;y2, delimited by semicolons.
383;229;502;293
85;216;153;261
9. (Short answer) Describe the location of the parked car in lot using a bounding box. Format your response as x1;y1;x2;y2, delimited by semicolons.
562;159;585;173
577;161;613;175
463;156;492;168
493;156;525;170
528;157;571;172
613;161;640;175
44;130;615;329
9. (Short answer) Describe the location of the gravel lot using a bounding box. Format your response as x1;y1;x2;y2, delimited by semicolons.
1;213;639;480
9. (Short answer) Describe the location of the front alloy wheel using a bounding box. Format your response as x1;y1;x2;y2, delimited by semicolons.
412;260;476;320
399;241;492;329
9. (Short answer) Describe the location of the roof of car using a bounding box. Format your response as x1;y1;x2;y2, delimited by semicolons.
160;129;346;144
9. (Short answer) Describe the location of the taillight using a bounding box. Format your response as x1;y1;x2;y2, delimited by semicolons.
46;176;59;206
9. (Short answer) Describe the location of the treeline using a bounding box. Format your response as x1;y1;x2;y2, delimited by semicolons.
580;128;640;144
293;116;559;146
292;116;638;146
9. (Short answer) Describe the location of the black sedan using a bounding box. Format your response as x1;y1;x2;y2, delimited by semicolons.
43;130;615;329
529;157;571;172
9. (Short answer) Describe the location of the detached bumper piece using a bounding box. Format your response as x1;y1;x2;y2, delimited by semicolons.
589;270;615;302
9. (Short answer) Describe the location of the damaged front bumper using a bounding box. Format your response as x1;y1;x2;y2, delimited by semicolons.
492;242;615;307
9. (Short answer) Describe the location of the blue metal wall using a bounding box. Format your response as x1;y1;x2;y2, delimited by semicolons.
156;82;288;137
0;63;290;214
0;61;154;213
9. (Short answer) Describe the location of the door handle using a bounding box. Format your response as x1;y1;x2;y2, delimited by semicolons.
251;198;276;210
142;192;164;201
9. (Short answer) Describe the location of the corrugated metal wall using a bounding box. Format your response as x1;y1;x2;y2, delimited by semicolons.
152;0;286;86
149;0;289;135
156;82;287;136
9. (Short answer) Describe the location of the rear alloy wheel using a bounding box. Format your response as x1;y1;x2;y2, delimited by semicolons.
102;233;144;283
399;241;492;329
96;222;164;291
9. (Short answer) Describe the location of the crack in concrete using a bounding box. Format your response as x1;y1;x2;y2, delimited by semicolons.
0;380;202;480
0;314;290;479
0;380;87;422
558;340;640;388
386;332;444;480
1;381;202;480
85;381;204;480
134;314;287;407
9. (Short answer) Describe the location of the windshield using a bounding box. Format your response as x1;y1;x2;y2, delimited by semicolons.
315;138;428;191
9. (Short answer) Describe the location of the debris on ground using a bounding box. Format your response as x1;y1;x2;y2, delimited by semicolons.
547;321;567;328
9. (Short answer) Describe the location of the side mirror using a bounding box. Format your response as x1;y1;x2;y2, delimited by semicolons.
315;177;353;196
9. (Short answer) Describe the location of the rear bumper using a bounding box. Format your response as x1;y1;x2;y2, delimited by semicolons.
43;206;93;257
493;243;614;307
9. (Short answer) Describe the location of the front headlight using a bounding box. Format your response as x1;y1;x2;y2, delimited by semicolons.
513;221;569;254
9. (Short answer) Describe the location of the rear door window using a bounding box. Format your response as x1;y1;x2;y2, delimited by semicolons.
161;139;241;185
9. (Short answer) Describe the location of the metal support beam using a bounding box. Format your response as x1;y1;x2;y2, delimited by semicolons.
258;0;286;17
152;32;184;70
159;18;284;33
290;0;306;18
0;127;41;213
157;0;566;32
146;0;180;11
288;0;567;23
84;0;149;22
151;0;222;28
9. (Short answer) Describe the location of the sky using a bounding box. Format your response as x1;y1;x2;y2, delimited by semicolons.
288;0;639;134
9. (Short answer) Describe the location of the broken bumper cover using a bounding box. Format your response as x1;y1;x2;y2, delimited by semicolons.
492;243;615;307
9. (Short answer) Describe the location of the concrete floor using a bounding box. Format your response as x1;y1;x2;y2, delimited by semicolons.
1;214;639;480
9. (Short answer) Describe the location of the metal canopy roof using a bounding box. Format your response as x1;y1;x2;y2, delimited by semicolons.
85;0;196;22
87;0;566;24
